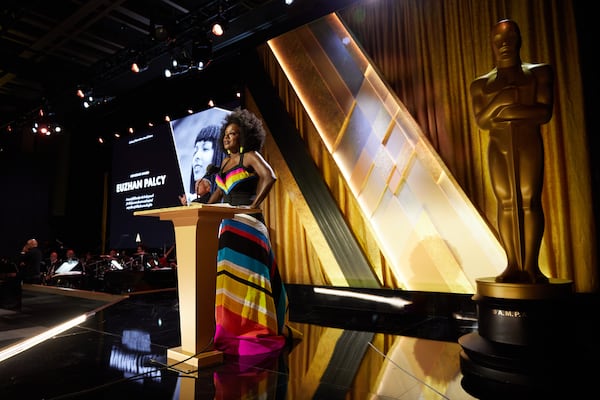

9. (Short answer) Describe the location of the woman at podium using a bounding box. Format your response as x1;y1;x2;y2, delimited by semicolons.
206;108;292;356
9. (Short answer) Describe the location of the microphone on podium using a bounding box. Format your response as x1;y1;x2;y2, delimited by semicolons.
204;164;220;176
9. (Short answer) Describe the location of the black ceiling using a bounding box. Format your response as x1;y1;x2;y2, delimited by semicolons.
0;0;359;131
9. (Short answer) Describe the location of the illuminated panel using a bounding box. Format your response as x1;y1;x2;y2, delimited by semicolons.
268;14;505;292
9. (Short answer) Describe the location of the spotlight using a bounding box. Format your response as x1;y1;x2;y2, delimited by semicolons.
81;93;115;109
163;40;212;78
31;118;63;136
211;21;224;36
192;36;212;69
131;54;148;73
164;48;191;78
131;62;142;73
211;14;228;36
77;87;95;108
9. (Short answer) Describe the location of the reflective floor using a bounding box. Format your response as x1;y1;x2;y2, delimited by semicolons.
0;280;597;399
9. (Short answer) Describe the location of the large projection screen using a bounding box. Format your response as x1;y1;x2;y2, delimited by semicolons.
108;107;231;251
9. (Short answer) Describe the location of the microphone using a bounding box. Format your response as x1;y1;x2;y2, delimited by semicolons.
205;164;220;175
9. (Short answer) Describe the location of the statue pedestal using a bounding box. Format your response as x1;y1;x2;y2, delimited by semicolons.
459;277;573;396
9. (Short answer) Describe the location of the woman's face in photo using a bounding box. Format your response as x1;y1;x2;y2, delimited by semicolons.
192;139;215;180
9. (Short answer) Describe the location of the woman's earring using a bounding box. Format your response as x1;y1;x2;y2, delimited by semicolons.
239;146;244;154
227;149;231;154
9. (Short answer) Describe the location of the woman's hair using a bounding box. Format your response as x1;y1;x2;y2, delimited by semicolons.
189;124;224;193
218;108;266;153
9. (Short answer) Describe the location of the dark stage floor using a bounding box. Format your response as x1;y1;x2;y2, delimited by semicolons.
0;281;597;399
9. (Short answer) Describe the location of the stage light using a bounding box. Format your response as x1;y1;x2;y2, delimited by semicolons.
192;36;212;69
164;49;190;78
211;10;228;37
163;38;212;79
131;54;148;73
211;21;224;36
31;107;63;136
131;62;142;73
76;85;94;100
80;92;114;109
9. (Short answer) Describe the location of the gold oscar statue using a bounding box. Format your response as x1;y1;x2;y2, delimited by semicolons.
459;20;574;395
470;19;553;284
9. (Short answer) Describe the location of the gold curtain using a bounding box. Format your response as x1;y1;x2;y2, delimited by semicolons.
329;0;595;292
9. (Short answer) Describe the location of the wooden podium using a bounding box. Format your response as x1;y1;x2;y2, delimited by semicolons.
134;203;258;371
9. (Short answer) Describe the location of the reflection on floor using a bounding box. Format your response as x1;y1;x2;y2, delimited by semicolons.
0;283;597;399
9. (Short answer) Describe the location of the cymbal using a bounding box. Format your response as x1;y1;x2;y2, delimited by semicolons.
99;255;113;258
133;252;147;256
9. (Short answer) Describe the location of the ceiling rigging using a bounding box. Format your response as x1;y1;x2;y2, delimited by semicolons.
0;0;359;132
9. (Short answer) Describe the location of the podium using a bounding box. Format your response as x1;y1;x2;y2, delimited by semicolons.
134;203;258;370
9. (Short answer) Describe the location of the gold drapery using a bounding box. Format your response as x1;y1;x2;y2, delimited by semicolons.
336;0;596;292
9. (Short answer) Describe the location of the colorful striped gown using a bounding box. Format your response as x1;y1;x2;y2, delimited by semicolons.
213;154;288;356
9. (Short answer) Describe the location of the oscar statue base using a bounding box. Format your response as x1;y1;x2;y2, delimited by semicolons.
458;277;573;396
